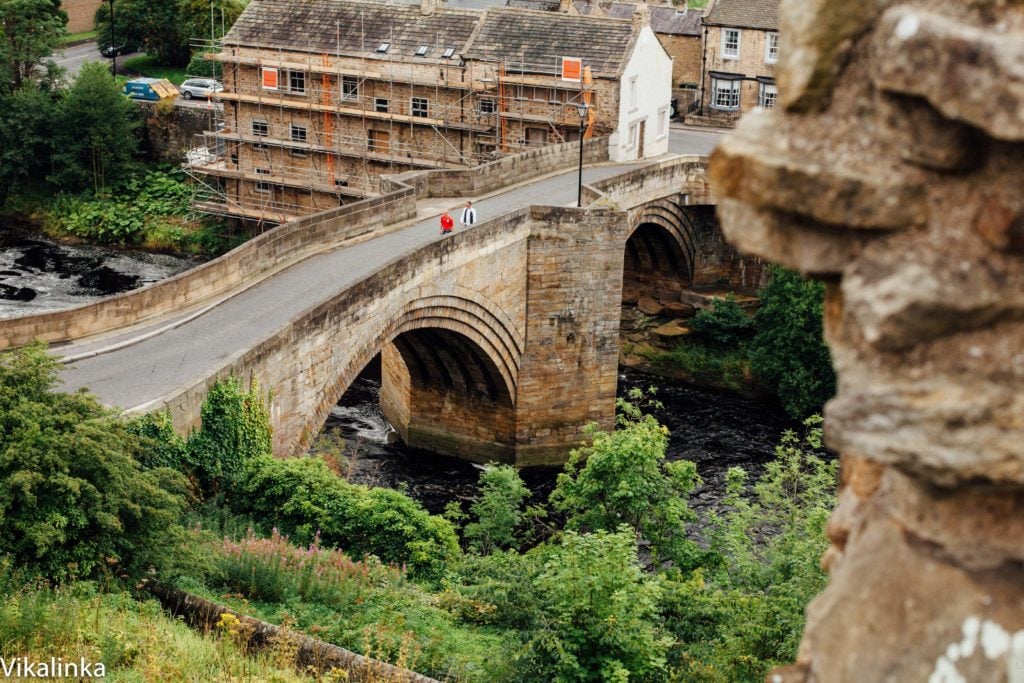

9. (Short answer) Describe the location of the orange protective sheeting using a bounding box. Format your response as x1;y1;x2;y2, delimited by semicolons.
583;66;595;139
261;66;278;90
561;57;582;82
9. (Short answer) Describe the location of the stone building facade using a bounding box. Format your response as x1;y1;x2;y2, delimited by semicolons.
189;0;671;223
695;0;778;124
64;0;102;33
710;0;1024;680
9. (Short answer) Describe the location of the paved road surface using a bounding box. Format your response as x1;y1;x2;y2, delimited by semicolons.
51;41;143;79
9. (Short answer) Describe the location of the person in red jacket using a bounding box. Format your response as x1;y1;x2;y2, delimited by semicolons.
440;211;454;235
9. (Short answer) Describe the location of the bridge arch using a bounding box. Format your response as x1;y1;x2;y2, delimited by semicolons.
625;197;699;290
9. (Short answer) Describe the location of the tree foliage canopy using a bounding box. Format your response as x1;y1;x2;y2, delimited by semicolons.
0;0;66;93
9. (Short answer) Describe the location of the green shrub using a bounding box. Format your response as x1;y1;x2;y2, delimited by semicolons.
550;391;703;568
689;294;754;347
241;456;460;579
185;376;272;498
464;464;531;554
186;51;222;78
749;267;836;418
0;344;187;581
511;528;671;682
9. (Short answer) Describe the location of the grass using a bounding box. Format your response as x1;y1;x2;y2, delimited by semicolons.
644;339;754;393
0;574;320;681
123;54;189;85
61;29;99;45
180;526;512;682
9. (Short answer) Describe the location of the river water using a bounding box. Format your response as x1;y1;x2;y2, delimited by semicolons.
317;358;795;516
0;222;200;319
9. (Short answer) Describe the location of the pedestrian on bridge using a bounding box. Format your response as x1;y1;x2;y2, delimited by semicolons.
440;210;454;235
459;201;477;229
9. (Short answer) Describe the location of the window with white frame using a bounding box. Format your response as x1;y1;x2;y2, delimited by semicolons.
758;82;777;108
657;106;668;136
374;97;389;113
711;78;741;110
255;168;271;193
478;97;496;114
411;97;429;118
722;28;741;59
342;76;358;101
290;124;307;143
629;76;638;110
288;70;306;94
765;32;779;63
628;122;638;148
252;119;269;136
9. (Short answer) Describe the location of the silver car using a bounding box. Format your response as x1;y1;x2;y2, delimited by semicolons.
179;78;223;100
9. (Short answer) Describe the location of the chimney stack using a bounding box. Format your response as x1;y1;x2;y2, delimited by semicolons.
632;3;650;29
420;0;434;15
559;0;572;13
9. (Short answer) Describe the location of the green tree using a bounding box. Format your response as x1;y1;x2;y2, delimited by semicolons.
464;464;531;554
749;266;836;418
0;343;188;581
0;0;66;93
550;392;702;567
0;83;56;203
512;528;671;682
49;61;139;193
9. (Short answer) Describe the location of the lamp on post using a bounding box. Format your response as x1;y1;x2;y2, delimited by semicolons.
576;101;589;208
107;0;116;76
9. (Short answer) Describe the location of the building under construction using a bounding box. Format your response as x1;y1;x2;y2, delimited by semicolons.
187;0;672;223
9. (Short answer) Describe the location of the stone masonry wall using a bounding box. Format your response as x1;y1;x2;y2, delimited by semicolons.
709;0;1024;680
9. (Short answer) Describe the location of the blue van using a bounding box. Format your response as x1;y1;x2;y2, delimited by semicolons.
123;77;179;102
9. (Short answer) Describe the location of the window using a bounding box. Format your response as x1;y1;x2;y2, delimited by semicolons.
290;124;307;143
289;70;306;94
252;119;269;136
411;97;429;118
376;42;390;53
442;47;455;59
255;168;271;193
478;97;496;114
765;32;779;63
711;78;741;110
657;106;668;136
758;82;777;108
629;76;638;110
374;97;389;113
722;28;741;59
628;122;638;148
415;45;429;57
342;76;358;101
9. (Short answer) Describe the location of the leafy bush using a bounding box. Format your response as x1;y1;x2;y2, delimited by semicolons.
186;51;222;78
749;267;836;418
464;464;531;554
689;294;754;347
186;376;272;497
663;417;837;681
511;528;671;682
0;344;187;581
241;456;460;579
550;391;702;568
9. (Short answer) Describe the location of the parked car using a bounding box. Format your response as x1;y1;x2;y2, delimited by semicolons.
123;77;179;102
98;43;137;58
179;78;223;100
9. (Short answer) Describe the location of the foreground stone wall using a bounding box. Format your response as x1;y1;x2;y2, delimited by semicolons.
710;1;1024;681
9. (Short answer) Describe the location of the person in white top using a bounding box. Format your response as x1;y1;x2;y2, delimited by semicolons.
459;201;477;228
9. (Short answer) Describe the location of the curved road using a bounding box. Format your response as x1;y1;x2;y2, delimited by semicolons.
58;127;721;411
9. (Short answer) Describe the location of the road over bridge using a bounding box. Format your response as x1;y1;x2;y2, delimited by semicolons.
5;129;730;465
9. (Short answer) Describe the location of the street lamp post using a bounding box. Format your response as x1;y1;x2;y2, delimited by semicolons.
576;102;589;208
108;0;116;76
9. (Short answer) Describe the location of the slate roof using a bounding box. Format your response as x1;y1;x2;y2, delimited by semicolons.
574;1;701;36
703;0;778;31
462;8;635;76
223;0;483;59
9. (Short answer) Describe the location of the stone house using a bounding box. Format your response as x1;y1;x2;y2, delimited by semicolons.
188;0;671;223
64;0;103;33
694;0;778;125
572;1;702;112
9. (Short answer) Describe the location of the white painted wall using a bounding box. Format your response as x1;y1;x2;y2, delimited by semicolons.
609;26;673;162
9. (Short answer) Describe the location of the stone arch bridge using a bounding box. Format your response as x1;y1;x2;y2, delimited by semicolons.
2;143;757;465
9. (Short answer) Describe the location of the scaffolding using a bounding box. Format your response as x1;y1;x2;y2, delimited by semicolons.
183;33;600;226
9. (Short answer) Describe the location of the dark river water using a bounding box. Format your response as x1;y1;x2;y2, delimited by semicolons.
317;358;795;517
0;222;200;319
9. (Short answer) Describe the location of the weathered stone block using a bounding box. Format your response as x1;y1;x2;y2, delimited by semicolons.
878;92;988;172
